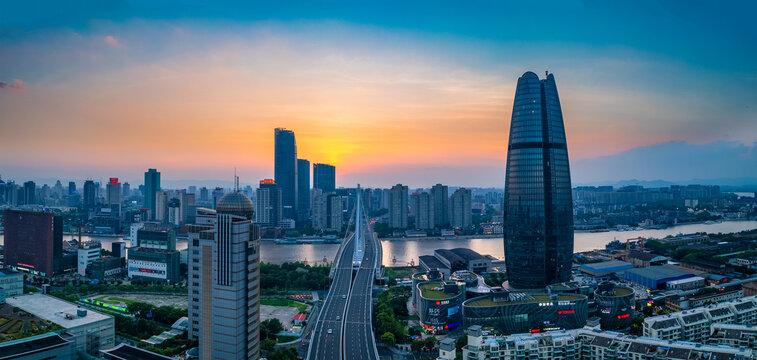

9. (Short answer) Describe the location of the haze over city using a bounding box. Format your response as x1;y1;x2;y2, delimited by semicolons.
2;1;756;188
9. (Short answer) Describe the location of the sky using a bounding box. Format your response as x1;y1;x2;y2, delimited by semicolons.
1;1;755;188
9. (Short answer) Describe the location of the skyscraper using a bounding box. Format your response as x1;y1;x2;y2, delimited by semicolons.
83;180;96;208
144;169;161;220
313;163;336;193
68;181;76;195
310;188;328;230
389;184;408;229
255;179;282;227
504;71;574;289
411;192;434;230
187;191;261;359
22;181;36;205
326;193;343;232
448;188;472;228
297;158;310;222
274;128;297;220
106;177;122;218
122;182;130;198
3;209;63;277
431;184;449;227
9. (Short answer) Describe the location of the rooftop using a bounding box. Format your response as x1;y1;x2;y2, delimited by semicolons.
5;294;112;329
100;343;174;360
465;293;585;308
418;282;457;300
581;260;633;274
0;333;71;359
624;265;691;281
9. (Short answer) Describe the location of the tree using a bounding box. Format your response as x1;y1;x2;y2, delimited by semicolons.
455;335;467;351
423;336;437;351
411;340;424;352
381;332;396;346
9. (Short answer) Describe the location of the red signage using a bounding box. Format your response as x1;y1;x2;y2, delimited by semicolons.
530;329;541;333
109;177;119;185
260;179;275;184
617;314;630;319
558;310;575;315
139;268;154;273
17;262;35;268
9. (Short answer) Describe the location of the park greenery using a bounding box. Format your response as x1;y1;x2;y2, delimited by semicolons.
375;286;410;345
260;318;284;353
260;262;331;292
483;272;507;287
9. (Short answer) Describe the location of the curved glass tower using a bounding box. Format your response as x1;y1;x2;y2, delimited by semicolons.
504;71;573;289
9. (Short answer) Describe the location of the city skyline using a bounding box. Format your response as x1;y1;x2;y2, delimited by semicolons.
2;2;756;187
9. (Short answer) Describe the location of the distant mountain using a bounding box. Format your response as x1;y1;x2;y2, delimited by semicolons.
571;141;757;187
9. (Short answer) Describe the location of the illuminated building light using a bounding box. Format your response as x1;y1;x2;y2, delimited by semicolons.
558;310;575;315
617;314;630;319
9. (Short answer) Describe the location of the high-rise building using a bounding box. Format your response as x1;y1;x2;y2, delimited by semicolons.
83;180;96;208
326;193;343;232
155;190;169;223
200;187;209;202
431;184;449;227
449;188;472;229
106;177;122;218
274;128;297;220
297;159;310;222
389;184;408;229
3;209;63;277
212;187;224;209
504;71;574;289
23;180;36;205
168;198;181;225
122;182;130;198
255;179;282;227
68;181;76;195
144;168;161;220
313;163;336;193
188;191;261;359
411;192;434;230
311;188;328;230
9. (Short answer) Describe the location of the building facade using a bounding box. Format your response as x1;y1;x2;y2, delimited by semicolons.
312;163;336;193
274;128;297;220
449;188;471;229
411;192;434;230
144;169;161;220
389;184;408;229
127;248;180;284
3;209;62;277
431;184;449;227
594;282;635;330
297;158;310;222
504;71;574;289
255;179;281;227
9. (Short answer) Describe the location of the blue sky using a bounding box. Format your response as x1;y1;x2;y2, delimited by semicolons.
1;1;755;187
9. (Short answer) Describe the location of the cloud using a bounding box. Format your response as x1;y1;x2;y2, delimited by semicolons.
104;35;119;47
0;79;25;91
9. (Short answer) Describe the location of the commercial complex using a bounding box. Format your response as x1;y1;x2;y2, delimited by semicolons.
462;290;588;335
5;294;115;356
127;247;180;284
415;281;465;333
593;282;635;330
274;128;298;219
3;209;63;277
187;191;261;359
504;71;574;290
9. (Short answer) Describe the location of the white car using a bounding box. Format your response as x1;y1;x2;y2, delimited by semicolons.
327;328;333;334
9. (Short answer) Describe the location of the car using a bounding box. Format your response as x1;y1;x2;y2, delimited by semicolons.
327;328;333;334
336;315;341;321
342;295;347;299
301;342;307;347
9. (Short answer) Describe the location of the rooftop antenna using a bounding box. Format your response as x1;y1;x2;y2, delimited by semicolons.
234;168;239;192
545;70;549;77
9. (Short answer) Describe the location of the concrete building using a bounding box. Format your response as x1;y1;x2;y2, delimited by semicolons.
127;248;180;284
312;163;336;193
709;323;757;349
0;332;75;360
0;269;24;303
666;276;706;291
255;179;281;227
137;225;176;250
154;190;169;223
431;184;449;227
297;158;310;222
625;250;667;268
311;188;328;230
111;241;126;259
461;326;580;360
623;265;694;289
77;242;101;277
410;192;434;230
389;184;408;229
187;191;261;359
3;209;63;277
105;178;121;218
449;188;471;229
326;193;343;232
6;294;115;356
579;260;634;279
89;257;123;280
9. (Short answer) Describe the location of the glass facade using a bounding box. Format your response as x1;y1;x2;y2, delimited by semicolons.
504;71;573;289
275;128;297;219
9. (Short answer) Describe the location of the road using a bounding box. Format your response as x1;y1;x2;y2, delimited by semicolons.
343;216;380;360
307;232;355;360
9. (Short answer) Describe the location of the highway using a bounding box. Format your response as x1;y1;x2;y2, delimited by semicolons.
307;187;381;360
343;215;380;360
307;232;355;360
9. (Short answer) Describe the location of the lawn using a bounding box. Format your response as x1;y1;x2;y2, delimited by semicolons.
260;298;308;313
0;317;9;328
92;295;136;306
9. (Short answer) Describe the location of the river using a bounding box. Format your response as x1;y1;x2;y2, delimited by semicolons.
1;220;755;267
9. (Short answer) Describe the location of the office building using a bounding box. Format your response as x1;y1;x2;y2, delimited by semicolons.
105;177;121;218
0;269;24;302
188;191;261;359
327;193;343;232
83;180;96;208
212;187;225;209
389;184;408;229
449;188;471;228
22;180;36;205
111;241;126;259
3;209;63;277
311;188;328;230
255;179;282;227
168;198;181;225
68;181;76;195
154;190;168;223
6;294;115;356
121;182;130;198
504;71;574;289
77;242;101;276
313;163;336;193
89;256;123;280
144;168;161;220
274;128;297;219
297;158;310;222
431;184;449;227
137;225;176;250
127;247;180;284
411;192;434;230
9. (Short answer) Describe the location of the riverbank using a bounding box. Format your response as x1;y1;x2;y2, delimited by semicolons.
378;234;502;242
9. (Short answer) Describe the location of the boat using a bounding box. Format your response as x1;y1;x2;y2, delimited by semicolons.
274;238;298;245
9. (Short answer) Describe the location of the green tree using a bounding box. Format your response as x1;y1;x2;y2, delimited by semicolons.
381;332;396;346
